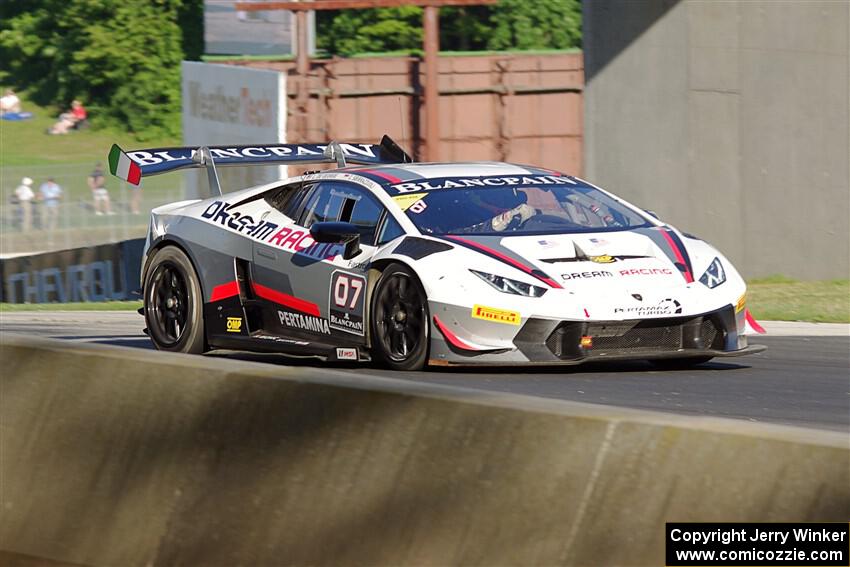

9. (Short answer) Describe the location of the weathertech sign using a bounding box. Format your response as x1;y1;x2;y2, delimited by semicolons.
471;304;521;325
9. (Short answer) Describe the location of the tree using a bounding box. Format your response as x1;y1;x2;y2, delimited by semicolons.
0;0;195;140
317;6;424;56
486;0;581;51
316;0;582;56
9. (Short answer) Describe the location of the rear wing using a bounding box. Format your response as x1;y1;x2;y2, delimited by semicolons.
107;135;412;191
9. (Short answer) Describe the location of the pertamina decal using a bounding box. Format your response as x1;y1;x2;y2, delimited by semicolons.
471;304;521;326
329;271;366;335
277;310;331;335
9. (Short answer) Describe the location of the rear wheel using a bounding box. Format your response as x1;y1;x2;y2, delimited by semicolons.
651;356;713;369
370;263;429;371
144;246;206;354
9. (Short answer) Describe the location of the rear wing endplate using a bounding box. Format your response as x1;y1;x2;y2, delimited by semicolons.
107;135;412;193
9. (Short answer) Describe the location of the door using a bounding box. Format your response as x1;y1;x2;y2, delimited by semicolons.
250;179;386;346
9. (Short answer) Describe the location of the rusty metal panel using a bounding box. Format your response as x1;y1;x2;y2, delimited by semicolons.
223;52;584;174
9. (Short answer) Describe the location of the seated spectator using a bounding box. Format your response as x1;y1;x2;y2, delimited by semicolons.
0;89;21;114
0;89;32;120
48;100;87;134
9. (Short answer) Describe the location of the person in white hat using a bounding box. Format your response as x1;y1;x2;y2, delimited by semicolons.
14;177;35;231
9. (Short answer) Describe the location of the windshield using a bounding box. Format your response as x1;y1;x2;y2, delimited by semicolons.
397;180;652;236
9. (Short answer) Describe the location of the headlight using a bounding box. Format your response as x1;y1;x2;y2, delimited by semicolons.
470;269;547;297
699;257;726;288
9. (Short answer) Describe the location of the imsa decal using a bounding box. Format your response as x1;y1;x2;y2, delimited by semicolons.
329;271;366;336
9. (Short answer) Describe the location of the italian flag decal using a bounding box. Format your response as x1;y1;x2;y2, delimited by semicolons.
108;144;142;185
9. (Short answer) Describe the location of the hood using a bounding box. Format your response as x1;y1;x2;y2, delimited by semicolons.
446;227;695;291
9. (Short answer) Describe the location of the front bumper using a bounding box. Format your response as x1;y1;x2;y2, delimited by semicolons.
428;304;765;366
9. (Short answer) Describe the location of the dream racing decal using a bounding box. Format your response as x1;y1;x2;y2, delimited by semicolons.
471;304;520;326
328;271;366;336
201;200;344;261
561;270;614;280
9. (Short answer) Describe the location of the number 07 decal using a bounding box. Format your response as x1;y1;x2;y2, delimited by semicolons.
329;270;366;335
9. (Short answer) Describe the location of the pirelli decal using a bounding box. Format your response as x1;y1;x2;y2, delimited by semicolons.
471;304;521;326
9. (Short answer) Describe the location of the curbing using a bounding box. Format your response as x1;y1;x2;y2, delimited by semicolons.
1;334;847;566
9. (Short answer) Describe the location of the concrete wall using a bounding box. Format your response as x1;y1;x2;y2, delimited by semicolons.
584;0;850;280
2;335;848;566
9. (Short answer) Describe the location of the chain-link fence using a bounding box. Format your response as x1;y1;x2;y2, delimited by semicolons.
1;164;185;255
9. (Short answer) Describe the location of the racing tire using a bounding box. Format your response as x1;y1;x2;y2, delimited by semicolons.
370;263;430;371
144;246;206;354
650;356;713;369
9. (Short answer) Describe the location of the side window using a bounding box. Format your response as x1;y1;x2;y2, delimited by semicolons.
377;214;405;245
299;183;345;228
298;181;385;246
264;181;312;222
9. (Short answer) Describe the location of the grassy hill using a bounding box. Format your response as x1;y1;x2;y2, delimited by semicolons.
0;96;178;167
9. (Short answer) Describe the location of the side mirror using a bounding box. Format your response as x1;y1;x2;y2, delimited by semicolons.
310;221;361;260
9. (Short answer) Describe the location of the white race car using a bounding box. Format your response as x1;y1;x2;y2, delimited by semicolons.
110;136;766;370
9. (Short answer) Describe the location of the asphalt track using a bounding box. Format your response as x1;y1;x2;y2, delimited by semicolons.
1;311;847;432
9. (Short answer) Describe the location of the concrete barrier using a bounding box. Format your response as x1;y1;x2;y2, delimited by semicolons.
1;335;847;566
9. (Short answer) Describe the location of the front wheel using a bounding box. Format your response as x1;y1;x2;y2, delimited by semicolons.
144;246;206;354
370;263;429;371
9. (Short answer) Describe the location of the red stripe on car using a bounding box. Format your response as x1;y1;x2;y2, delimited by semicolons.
660;229;695;283
357;169;402;184
433;315;479;350
444;235;563;289
252;282;321;317
745;309;766;334
210;280;240;302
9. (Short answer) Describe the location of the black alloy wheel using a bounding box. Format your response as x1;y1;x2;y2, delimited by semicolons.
371;263;429;371
144;246;206;353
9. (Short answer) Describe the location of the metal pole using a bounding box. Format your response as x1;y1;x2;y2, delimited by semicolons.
424;5;440;162
296;9;310;142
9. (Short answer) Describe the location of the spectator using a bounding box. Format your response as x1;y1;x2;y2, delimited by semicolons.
14;177;35;231
39;177;63;231
87;162;114;215
48;100;87;134
0;89;21;114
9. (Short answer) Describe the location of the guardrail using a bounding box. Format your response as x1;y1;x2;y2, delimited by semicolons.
1;335;847;566
1;163;182;255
